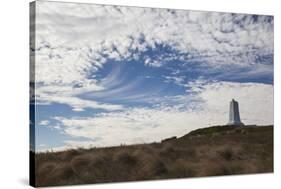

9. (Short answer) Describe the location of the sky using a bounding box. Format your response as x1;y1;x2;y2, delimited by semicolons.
32;1;274;152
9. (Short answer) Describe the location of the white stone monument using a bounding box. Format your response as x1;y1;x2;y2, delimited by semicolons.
227;99;244;126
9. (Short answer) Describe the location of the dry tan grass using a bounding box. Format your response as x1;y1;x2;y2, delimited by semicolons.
34;125;273;187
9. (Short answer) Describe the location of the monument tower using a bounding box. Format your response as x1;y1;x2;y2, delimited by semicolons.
227;99;244;126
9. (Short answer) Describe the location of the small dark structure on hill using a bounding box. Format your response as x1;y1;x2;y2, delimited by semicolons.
227;99;244;126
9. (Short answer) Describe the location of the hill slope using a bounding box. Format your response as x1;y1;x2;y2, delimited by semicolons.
34;125;273;187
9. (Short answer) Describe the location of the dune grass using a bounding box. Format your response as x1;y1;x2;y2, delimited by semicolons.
34;125;273;187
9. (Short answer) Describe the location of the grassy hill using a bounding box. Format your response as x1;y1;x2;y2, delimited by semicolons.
34;125;273;187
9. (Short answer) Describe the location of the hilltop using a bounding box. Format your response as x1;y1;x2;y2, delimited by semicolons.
34;125;273;187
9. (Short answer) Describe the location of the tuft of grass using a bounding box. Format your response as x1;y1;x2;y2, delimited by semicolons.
168;159;197;178
132;148;167;179
114;151;137;166
36;162;76;186
71;153;114;183
218;148;234;161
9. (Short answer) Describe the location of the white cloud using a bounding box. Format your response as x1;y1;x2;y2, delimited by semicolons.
35;1;273;84
51;81;273;149
197;81;273;125
33;2;273;112
164;76;185;86
37;91;124;111
35;80;124;111
144;58;162;67
39;120;49;126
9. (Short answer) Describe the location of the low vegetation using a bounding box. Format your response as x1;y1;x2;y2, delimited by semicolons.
34;125;273;187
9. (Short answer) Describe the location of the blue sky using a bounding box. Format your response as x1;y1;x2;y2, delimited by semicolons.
32;1;274;151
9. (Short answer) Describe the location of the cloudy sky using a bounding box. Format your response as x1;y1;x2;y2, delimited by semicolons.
32;1;274;151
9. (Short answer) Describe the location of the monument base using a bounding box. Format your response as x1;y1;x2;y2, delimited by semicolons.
227;122;244;126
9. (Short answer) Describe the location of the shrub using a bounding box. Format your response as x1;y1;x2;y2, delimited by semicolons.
36;162;75;186
133;149;167;179
70;153;113;183
114;151;137;166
